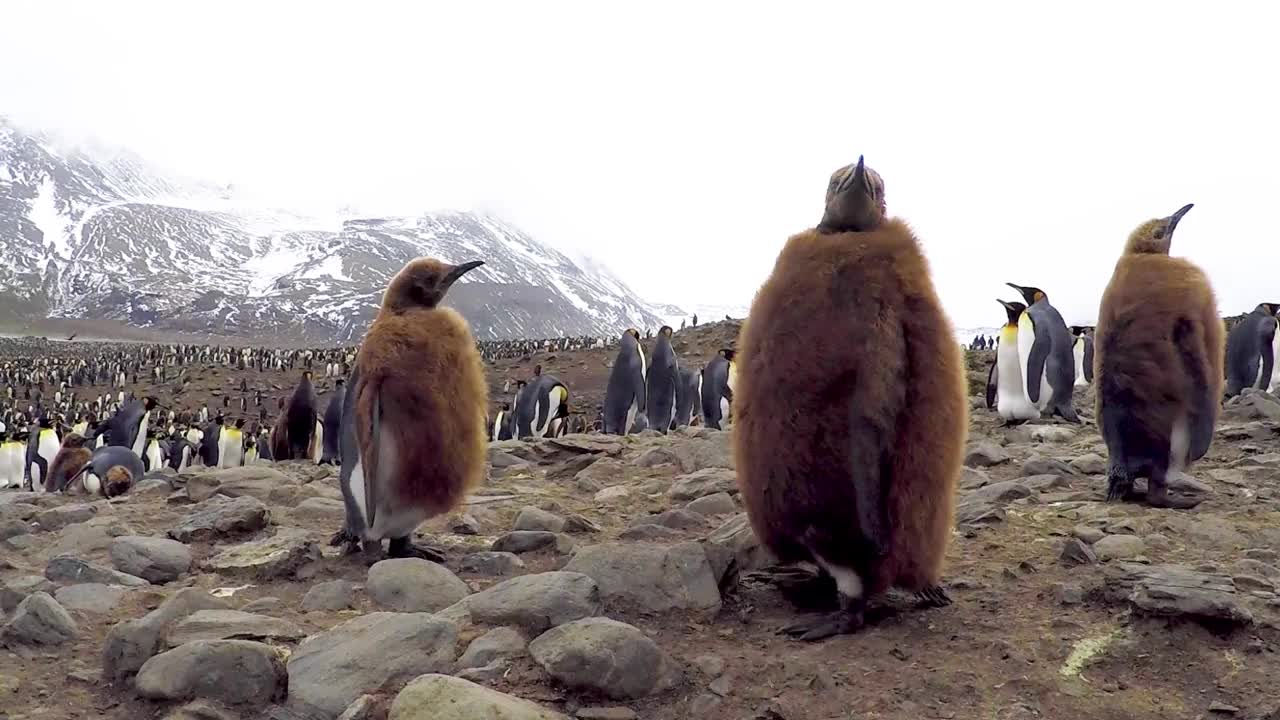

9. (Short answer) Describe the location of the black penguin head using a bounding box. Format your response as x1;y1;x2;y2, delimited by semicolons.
143;396;160;411
235;418;246;429
1254;303;1280;317
659;326;674;338
719;348;737;362
1005;283;1047;306
818;156;886;234
1125;203;1193;255
335;378;345;388
623;328;640;342
997;299;1027;325
382;258;485;313
38;415;54;428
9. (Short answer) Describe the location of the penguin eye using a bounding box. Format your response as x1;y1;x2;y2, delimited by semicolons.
1153;226;1166;240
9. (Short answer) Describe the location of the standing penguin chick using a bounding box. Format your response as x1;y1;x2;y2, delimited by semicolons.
645;326;679;433
282;371;318;460
47;433;92;493
332;258;489;560
1096;203;1222;509
320;378;345;465
1224;303;1280;398
733;157;967;640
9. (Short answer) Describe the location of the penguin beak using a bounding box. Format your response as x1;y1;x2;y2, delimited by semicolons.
1166;203;1194;235
445;260;485;286
836;156;866;194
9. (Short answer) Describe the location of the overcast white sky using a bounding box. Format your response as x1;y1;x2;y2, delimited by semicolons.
4;1;1277;327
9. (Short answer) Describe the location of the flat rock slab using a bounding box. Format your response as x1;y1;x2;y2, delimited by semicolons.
563;542;722;616
1105;563;1254;625
447;571;601;635
33;503;100;532
667;469;737;502
528;617;680;699
964;441;1010;467
301;579;358;612
0;592;80;646
166;609;306;647
184;466;296;503
513;506;567;533
460;551;526;577
367;558;470;613
204;528;320;579
169;496;271;543
390;674;568;720
287;612;458;718
292;497;347;522
110;536;193;584
102;588;233;684
46;555;150;587
54;583;130;614
457;626;529;669
136;640;288;705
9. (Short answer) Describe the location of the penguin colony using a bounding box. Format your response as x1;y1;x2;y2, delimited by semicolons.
0;154;1266;648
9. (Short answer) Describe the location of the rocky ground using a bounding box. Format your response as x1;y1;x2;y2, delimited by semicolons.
4;346;1280;720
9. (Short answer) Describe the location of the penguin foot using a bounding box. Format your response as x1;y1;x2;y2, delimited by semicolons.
779;610;865;642
328;529;363;555
387;536;447;563
915;585;953;608
1105;471;1134;502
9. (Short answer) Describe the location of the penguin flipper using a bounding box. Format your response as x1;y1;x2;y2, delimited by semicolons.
1259;321;1276;392
848;404;892;558
1174;318;1217;462
1083;337;1095;384
1019;313;1050;404
336;364;368;543
985;360;998;409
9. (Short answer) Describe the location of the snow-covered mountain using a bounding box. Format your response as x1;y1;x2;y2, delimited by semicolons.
0;119;666;342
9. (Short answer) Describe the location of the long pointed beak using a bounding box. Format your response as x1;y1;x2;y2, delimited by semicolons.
1005;282;1024;293
1167;203;1194;233
997;299;1014;310
836;155;866;194
445;260;485;284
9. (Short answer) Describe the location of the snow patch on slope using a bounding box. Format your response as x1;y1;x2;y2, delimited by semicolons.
29;177;72;262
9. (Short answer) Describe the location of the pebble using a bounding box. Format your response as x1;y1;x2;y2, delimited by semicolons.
109;536;193;584
166;609;306;646
456;626;528;669
448;513;483;535
168;496;271;542
576;709;639;720
287;612;458;716
693;654;726;677
1071;525;1105;544
203;527;320;579
528;617;680;699
54;583;128;614
513;506;567;532
1093;534;1146;561
685;492;737;516
102;588;232;684
447;571;601;635
619;524;683;541
963;441;1010;467
389;674;567;720
136;640;288;704
631;508;706;530
1060;539;1099;566
0;592;79;646
593;485;631;503
367;558;470;613
459;551;527;576
33;503;99;532
564;542;722;616
1069;453;1107;475
667;468;737;501
45;555;150;587
301;579;358;611
492;530;561;554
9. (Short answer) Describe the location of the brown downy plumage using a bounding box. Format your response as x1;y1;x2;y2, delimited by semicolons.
1095;203;1223;509
733;157;968;641
47;433;91;493
342;257;489;559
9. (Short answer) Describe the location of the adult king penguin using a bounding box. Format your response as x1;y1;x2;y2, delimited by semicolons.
332;257;488;560
106;396;161;458
319;378;345;465
673;367;703;429
275;371;318;460
0;429;23;489
700;349;736;430
1224;303;1280;398
219;419;246;468
1005;283;1080;422
645;326;680;433
1069;326;1095;387
602;329;647;435
25;417;60;491
514;373;570;439
733;157;967;640
1096;203;1222;509
994;300;1039;423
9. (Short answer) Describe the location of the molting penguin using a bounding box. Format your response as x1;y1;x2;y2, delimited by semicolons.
1096;203;1221;509
47;433;92;493
700;349;736;430
1069;326;1095;386
68;445;145;498
602;329;647;435
673;366;703;429
514;374;570;439
332;257;489;560
1224;303;1280;397
644;326;680;433
994;300;1039;423
1005;284;1079;422
733;157;966;640
319;378;345;465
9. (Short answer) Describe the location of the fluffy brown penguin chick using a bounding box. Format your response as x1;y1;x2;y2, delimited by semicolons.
332;257;489;561
47;433;91;493
1095;203;1223;509
733;157;968;641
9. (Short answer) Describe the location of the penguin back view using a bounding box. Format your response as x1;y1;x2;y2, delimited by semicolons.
1095;204;1223;509
335;257;489;559
733;158;967;640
